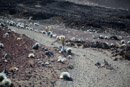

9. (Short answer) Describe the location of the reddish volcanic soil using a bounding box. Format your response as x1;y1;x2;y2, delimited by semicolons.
0;27;70;87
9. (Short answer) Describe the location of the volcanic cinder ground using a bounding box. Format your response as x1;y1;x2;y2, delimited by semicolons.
0;0;130;87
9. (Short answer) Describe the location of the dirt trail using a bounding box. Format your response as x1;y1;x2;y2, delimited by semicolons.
10;26;130;87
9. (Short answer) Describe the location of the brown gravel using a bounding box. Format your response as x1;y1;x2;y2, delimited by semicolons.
0;27;70;87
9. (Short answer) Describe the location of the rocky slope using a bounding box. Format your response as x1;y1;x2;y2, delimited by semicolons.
0;0;130;32
17;0;130;32
0;27;70;87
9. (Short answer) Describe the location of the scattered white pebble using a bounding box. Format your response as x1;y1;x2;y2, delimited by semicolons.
17;37;22;40
34;23;40;26
66;48;72;54
121;40;125;44
28;53;35;58
0;43;4;49
110;43;114;47
0;72;7;80
127;41;130;44
104;36;109;39
1;78;12;86
4;59;8;63
60;72;70;79
45;61;50;65
121;44;126;47
57;56;67;63
67;55;72;59
99;35;104;39
52;34;57;38
118;36;123;39
9;67;19;72
3;33;9;38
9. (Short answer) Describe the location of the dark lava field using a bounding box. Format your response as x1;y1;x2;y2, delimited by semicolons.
0;0;130;32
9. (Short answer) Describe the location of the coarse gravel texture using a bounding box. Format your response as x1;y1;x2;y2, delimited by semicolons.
8;22;130;87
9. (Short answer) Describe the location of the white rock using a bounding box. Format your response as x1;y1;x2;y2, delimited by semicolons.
1;78;12;86
9;20;15;26
66;48;72;53
17;37;22;40
25;27;30;30
0;43;4;49
4;59;8;63
57;56;67;63
3;33;9;38
45;61;50;65
104;36;109;39
9;67;19;72
58;51;62;53
78;38;81;41
28;53;35;58
0;72;7;80
48;31;53;35
127;41;130;44
52;34;57;38
110;43;115;47
87;29;90;32
29;16;32;21
29;28;33;31
11;29;15;32
41;30;46;34
121;44;126;47
32;42;40;50
60;72;70;79
17;22;25;28
99;35;104;39
105;42;109;45
67;55;72;59
13;67;18;71
121;40;125;44
34;30;39;32
119;36;123;39
34;23;40;26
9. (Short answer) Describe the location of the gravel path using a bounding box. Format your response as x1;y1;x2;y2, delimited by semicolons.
10;26;130;87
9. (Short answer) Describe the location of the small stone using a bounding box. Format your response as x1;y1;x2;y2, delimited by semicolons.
4;53;12;59
67;55;72;59
3;33;9;38
17;37;22;40
67;65;74;69
127;41;130;44
60;72;73;81
0;43;4;49
57;56;67;63
28;53;35;58
4;59;8;63
32;42;40;50
121;40;125;44
45;61;50;65
9;67;19;72
1;78;12;87
66;48;72;54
